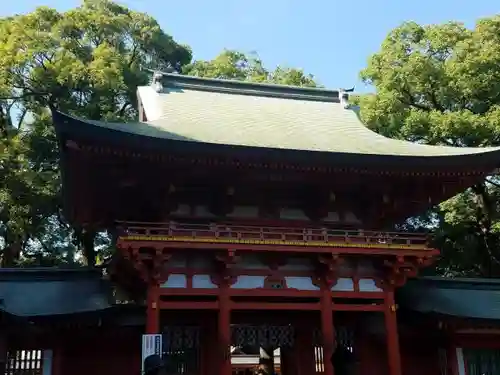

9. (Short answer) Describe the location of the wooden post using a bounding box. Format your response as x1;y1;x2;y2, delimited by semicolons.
321;288;335;375
384;289;402;375
0;334;6;375
146;283;160;334
446;342;459;375
219;288;231;375
51;344;63;375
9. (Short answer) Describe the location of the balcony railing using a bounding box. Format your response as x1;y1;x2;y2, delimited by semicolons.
116;221;431;250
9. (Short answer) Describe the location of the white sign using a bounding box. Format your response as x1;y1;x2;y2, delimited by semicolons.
142;334;163;373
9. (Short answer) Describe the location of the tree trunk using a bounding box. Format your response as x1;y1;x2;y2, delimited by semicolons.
81;229;96;267
472;182;500;276
1;237;22;267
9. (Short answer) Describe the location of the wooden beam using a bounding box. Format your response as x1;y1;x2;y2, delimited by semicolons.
156;287;385;300
121;240;437;257
332;304;384;311
230;302;321;310
158;301;219;310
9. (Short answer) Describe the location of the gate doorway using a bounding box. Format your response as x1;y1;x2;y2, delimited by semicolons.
230;323;294;375
163;325;200;375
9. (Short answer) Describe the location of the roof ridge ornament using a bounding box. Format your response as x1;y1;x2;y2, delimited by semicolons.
152;71;164;93
150;65;180;93
339;87;355;109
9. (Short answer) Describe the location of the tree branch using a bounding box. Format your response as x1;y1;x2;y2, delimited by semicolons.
56;210;71;229
401;87;432;111
116;102;131;117
0;91;50;101
35;236;53;254
0;106;11;137
429;90;445;112
485;178;500;189
128;44;139;68
17;108;28;130
471;182;500;272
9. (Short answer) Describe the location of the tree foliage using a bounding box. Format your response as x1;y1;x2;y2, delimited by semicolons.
0;0;191;266
184;50;318;87
0;1;317;267
359;17;500;277
4;1;495;276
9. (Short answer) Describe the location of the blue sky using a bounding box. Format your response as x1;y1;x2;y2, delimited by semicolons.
2;0;500;91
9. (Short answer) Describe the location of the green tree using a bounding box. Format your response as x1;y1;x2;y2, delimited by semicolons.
0;3;319;269
184;49;318;87
358;17;500;277
0;0;191;266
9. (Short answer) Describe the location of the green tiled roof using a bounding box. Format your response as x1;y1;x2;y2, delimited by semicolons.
54;72;500;159
0;268;112;317
398;277;500;320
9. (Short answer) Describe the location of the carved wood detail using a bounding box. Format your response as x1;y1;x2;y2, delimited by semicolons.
120;246;172;284
376;255;435;289
211;249;237;287
260;253;287;271
313;253;343;288
263;275;287;289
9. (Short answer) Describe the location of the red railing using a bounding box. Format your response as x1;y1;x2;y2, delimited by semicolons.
116;221;430;249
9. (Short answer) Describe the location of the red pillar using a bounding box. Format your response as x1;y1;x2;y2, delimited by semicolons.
52;343;63;375
219;288;232;375
146;283;160;334
384;289;402;375
321;288;335;375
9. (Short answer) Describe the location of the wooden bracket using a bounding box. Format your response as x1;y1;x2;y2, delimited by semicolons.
212;249;237;287
380;255;435;288
314;253;343;288
121;246;171;284
215;249;237;265
261;253;287;271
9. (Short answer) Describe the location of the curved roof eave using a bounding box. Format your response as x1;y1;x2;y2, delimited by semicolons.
51;108;500;170
399;277;500;320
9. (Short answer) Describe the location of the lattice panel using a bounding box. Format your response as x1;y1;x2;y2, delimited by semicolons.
164;350;199;375
463;348;500;375
163;326;200;350
313;328;322;346
162;326;201;375
5;350;43;375
337;326;355;352
438;348;448;375
231;325;295;348
313;326;355;352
